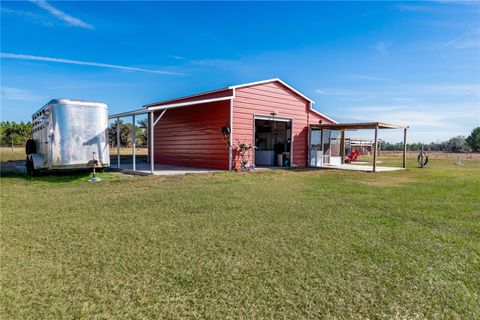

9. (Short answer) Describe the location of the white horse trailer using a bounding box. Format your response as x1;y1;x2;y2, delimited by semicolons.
26;99;110;175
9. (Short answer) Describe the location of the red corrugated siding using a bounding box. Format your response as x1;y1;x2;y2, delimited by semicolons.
232;81;334;168
152;100;230;170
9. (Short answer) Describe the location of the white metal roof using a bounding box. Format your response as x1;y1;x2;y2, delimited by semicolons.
145;78;314;108
109;96;232;119
110;78;336;123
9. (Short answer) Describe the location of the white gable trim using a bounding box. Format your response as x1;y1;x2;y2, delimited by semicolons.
228;78;315;103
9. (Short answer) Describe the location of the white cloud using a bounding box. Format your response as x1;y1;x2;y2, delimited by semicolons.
0;53;188;76
374;41;393;53
327;102;478;136
190;58;238;68
315;83;480;100
1;87;45;102
168;55;186;61
395;4;438;12
414;83;480;95
315;84;479;142
315;88;363;96
1;6;54;27
345;108;473;128
315;89;377;101
30;0;94;30
347;75;394;82
443;30;480;49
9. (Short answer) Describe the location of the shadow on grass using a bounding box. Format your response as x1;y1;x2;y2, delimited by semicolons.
1;162;103;183
109;155;148;164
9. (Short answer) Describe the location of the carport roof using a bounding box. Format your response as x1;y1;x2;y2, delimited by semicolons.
310;122;409;130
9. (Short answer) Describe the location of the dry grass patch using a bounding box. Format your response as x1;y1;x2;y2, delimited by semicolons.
352;173;419;187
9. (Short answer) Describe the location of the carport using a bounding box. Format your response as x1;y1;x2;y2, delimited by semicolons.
309;122;409;172
108;95;231;175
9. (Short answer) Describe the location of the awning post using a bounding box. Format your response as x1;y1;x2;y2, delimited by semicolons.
150;111;154;174
340;130;346;164
403;128;407;169
307;126;311;167
132;115;136;172
373;125;378;172
117;117;120;169
320;129;324;165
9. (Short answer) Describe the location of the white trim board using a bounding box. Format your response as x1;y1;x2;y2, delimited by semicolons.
254;114;293;122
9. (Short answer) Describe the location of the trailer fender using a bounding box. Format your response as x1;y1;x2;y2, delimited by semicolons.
29;153;45;169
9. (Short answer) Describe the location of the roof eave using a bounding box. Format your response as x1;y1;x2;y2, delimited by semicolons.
144;87;232;108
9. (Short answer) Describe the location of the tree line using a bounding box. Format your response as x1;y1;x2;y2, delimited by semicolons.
0;120;149;148
1;121;479;152
379;127;480;152
108;119;148;148
0;121;33;146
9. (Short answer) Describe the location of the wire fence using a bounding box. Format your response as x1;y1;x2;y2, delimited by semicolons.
2;146;479;160
379;150;480;159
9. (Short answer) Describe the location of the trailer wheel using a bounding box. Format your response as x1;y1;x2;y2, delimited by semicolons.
26;157;37;176
26;139;36;155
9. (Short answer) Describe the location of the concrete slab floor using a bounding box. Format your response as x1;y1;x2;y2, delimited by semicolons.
109;162;220;176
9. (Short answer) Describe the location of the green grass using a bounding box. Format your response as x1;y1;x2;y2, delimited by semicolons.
1;149;479;319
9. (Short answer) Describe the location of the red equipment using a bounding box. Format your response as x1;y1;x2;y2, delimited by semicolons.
345;151;360;163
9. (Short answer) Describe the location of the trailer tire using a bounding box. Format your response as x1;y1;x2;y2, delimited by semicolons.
26;157;37;176
26;139;36;155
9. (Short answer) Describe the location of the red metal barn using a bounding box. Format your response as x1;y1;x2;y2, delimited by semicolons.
145;79;336;170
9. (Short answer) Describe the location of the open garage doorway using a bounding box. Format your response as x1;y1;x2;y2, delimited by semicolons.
254;116;292;167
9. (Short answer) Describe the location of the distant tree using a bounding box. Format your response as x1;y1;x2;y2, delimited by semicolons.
0;121;32;146
109;119;127;147
109;120;146;147
466;127;480;152
136;119;148;147
447;136;467;152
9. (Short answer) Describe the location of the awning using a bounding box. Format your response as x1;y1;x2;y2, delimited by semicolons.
310;122;408;130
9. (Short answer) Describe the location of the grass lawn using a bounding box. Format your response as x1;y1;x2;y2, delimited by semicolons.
1;148;479;318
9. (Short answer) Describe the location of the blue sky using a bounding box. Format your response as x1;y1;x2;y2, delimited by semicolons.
1;1;479;142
